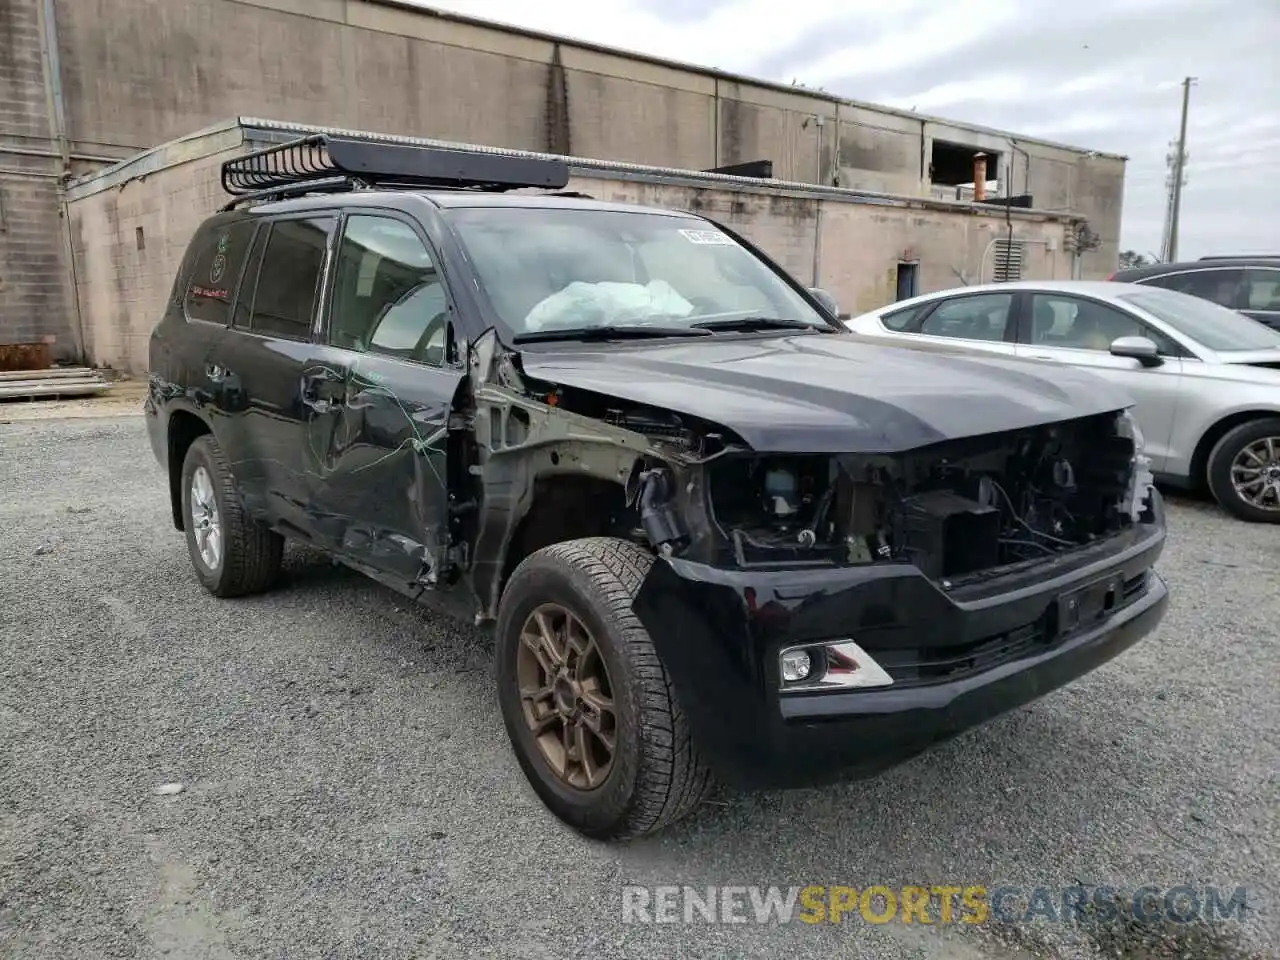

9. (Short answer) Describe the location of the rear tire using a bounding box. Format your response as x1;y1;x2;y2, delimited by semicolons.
1206;418;1280;523
179;435;284;596
495;537;714;840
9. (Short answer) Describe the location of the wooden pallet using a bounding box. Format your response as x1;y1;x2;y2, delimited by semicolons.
0;367;114;401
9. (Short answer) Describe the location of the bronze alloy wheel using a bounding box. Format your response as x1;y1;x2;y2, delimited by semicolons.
516;602;617;790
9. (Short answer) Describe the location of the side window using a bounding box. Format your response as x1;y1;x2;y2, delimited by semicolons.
1241;269;1280;311
1143;268;1244;308
918;294;1012;341
328;215;449;365
232;223;266;330
1028;294;1179;355
248;217;336;341
881;303;927;331
183;220;256;324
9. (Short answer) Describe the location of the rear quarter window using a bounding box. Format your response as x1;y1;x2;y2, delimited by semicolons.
182;220;256;325
880;303;927;331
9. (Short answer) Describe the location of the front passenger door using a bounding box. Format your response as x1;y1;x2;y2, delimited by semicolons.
303;213;465;588
1014;292;1184;471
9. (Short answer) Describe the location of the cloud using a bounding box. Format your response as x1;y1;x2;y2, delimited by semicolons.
421;0;1278;258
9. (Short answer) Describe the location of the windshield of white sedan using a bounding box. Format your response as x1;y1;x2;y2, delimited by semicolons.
1118;288;1280;351
448;207;832;337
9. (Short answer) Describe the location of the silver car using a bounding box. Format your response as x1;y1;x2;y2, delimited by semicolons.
843;280;1280;523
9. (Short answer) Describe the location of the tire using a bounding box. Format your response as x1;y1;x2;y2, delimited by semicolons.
179;435;284;596
495;537;714;840
1206;417;1280;523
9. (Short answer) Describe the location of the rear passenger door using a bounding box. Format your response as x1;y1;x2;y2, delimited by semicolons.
212;213;338;536
301;212;465;588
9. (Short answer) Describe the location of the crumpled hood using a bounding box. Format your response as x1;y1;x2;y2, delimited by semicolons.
518;333;1133;453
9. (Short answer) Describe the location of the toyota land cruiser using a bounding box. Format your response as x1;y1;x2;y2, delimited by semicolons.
146;134;1169;840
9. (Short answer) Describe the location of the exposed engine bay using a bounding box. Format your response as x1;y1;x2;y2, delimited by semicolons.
461;331;1157;618
702;412;1152;579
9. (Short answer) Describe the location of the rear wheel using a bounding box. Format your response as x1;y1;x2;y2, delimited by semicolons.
180;435;284;595
495;537;714;840
1206;418;1280;523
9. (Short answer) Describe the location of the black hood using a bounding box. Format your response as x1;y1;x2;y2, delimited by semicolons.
518;333;1132;453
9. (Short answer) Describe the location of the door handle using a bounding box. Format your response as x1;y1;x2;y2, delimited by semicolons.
301;368;343;413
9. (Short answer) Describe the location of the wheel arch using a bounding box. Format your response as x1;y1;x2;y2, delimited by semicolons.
1190;409;1280;491
498;473;631;598
167;408;213;530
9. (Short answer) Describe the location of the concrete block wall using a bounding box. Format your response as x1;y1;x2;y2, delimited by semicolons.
0;0;77;354
818;210;1067;314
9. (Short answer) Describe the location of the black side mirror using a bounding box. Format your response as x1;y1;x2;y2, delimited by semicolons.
1110;335;1162;367
808;287;840;318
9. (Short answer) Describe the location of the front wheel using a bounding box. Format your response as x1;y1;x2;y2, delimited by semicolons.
495;538;714;840
1206;417;1280;523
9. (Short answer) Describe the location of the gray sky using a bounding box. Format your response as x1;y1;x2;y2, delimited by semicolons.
423;0;1277;259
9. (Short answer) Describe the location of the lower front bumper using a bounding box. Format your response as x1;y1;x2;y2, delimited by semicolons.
633;501;1168;790
762;572;1167;787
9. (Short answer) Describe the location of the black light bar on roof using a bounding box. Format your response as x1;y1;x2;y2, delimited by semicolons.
219;133;571;199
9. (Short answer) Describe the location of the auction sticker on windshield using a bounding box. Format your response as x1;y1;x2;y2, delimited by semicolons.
679;229;736;245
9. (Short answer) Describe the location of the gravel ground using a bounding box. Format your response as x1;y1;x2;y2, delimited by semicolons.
1;414;1276;960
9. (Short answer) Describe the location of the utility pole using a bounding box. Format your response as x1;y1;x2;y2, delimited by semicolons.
1165;76;1196;262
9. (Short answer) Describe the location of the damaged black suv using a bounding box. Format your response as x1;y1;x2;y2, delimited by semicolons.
146;134;1169;840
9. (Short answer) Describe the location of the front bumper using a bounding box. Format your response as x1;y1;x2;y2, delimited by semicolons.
633;490;1169;789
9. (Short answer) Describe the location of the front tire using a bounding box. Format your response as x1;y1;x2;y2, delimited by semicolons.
495;538;714;840
179;435;284;596
1206;418;1280;523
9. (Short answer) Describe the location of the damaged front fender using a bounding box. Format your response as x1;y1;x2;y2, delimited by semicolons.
462;330;707;622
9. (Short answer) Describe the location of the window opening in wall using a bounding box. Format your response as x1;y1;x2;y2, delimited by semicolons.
930;141;1001;200
135;227;145;251
895;261;919;301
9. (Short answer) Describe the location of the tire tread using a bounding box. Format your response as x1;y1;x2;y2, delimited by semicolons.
1205;417;1280;524
184;435;283;596
504;537;714;839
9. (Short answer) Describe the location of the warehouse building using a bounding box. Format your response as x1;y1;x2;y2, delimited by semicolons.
2;0;1125;368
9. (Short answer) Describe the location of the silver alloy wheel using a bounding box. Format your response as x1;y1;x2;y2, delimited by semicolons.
1229;436;1280;512
189;465;223;570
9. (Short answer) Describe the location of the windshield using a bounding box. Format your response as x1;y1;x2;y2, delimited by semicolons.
446;206;834;337
1117;288;1280;352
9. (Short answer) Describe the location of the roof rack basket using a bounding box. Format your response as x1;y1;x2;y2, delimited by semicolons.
220;134;570;207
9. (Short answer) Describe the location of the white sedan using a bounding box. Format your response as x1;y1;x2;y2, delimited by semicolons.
843;280;1280;523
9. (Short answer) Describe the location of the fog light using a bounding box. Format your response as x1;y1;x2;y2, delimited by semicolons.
780;649;812;682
